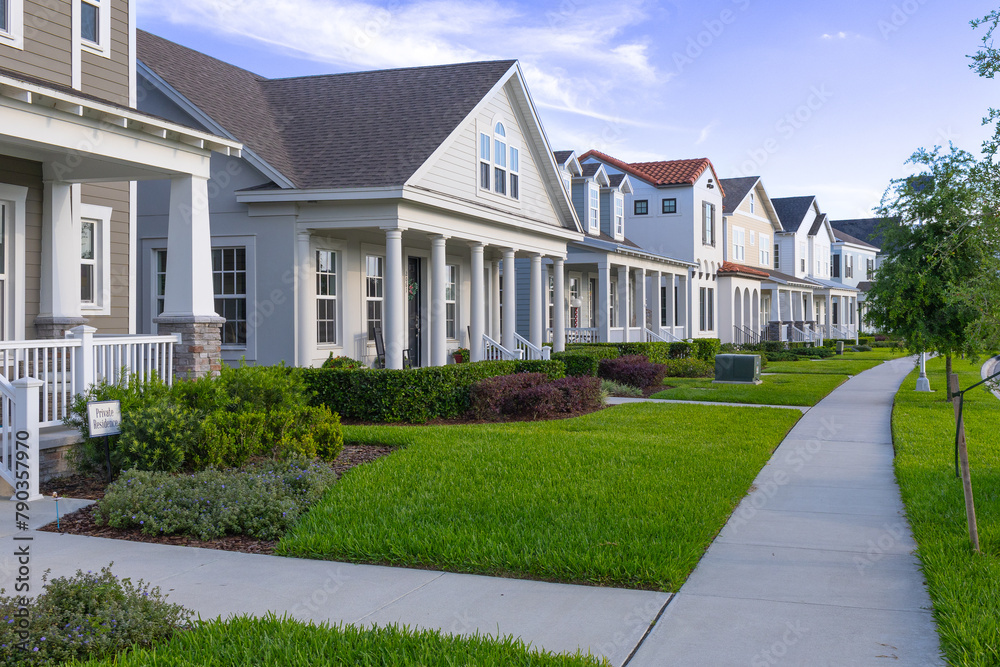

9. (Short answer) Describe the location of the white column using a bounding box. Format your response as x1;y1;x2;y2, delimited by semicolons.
529;253;543;348
617;265;629;341
598;260;611;343
295;230;313;367
685;271;694;339
916;352;931;391
384;229;405;369
635;267;646;333
470;243;485;362
430;235;447;367
826;293;833;337
651;270;662;333
490;259;501;340
665;273;674;329
502;248;516;351
13;377;43;501
161;175;217;318
553;257;566;352
39;181;80;321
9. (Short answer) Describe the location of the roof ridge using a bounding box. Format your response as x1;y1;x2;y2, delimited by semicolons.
266;59;518;83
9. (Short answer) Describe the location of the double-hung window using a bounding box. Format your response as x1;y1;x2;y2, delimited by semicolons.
80;204;111;314
80;220;96;305
733;226;745;261
614;194;624;237
699;287;714;331
609;281;617;326
509;147;519;200
212;247;247;346
479;122;519;200
867;258;875;279
832;254;840;278
445;264;457;339
316;249;337;345
365;255;384;341
588;185;599;233
80;0;110;57
493;123;507;196
749;192;755;214
799;241;806;272
0;0;8;34
759;234;770;266
702;201;715;246
774;243;780;270
846;255;854;279
479;133;491;190
154;249;167;317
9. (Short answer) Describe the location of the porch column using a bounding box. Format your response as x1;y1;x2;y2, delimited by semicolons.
617;265;629;341
470;243;485;362
154;175;224;378
553;257;566;352
430;235;448;367
634;267;646;333
826;293;833;337
295;230;313;368
383;228;405;369
651;270;662;332
598;259;611;342
490;258;501;340
529;253;543;348
664;273;674;329
502;248;516;351
37;181;86;338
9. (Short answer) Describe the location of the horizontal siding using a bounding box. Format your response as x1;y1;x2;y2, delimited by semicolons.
0;156;43;338
80;0;130;105
82;182;130;334
1;0;73;87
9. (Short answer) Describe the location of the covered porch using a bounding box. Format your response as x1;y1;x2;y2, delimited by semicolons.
759;271;822;343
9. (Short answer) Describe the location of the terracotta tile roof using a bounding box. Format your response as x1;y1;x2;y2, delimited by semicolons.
579;149;724;195
719;261;770;278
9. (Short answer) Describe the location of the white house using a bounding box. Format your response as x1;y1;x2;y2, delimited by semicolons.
578;150;724;340
829;218;883;332
135;32;583;369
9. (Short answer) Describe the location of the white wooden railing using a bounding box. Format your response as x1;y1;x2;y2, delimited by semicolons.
829;325;854;340
0;338;78;430
514;333;551;361
547;327;600;344
789;325;809;343
483;334;523;361
0;376;42;500
646;327;683;343
91;333;178;386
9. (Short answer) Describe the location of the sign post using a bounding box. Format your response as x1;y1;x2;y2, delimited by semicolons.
87;400;122;483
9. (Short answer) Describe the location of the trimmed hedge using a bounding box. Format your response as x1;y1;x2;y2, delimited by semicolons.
661;358;714;378
301;360;566;423
565;344;623;360
552;352;600;377
789;346;835;358
566;341;689;363
692;338;722;361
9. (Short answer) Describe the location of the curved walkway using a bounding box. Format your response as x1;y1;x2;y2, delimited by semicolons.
627;355;943;666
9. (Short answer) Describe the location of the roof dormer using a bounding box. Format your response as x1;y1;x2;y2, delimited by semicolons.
601;173;633;241
571;162;610;236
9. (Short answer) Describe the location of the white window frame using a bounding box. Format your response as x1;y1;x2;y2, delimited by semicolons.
759;233;770;266
79;203;111;316
588;184;599;233
79;0;111;58
212;246;249;349
702;201;715;246
153;247;167;321
749;192;755;214
509;146;519;201
445;263;458;340
699;286;715;331
493;122;507;196
609;280;617;326
799;241;806;273
316;247;339;347
0;0;24;49
749;229;755;247
774;242;780;270
365;253;385;341
613;193;624;238
733;226;745;262
476;118;520;205
478;130;491;191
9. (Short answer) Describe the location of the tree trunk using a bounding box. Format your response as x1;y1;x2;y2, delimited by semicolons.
946;354;953;399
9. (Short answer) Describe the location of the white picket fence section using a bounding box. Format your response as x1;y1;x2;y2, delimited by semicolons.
483;334;523;361
514;333;551;361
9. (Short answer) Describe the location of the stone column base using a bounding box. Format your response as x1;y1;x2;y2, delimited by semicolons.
766;321;783;342
154;315;225;379
34;316;88;339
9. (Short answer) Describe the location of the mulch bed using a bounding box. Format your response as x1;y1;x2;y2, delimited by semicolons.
36;444;394;556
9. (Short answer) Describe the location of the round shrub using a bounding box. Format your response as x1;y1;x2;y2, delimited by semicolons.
598;355;668;388
322;354;365;369
551;352;600;377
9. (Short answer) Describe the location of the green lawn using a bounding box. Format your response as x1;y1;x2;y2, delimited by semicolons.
893;355;1000;665
277;403;800;591
649;373;849;406
764;357;883;375
78;614;606;666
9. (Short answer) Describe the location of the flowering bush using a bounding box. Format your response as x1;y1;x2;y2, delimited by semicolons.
0;565;190;665
95;458;338;541
597;355;667;389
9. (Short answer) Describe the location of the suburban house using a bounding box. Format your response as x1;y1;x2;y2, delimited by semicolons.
771;196;859;340
717;176;783;344
135;32;583;369
830;218;884;331
519;151;694;345
0;0;241;490
578;150;725;341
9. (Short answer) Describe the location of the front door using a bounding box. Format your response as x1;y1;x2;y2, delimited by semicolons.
407;257;421;366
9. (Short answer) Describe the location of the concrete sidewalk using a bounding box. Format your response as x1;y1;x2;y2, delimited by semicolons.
1;497;668;666
628;355;944;666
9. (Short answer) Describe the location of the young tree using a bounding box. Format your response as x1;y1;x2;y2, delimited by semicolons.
866;145;1000;388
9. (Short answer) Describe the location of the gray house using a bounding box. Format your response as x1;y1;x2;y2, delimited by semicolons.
135;32;583;368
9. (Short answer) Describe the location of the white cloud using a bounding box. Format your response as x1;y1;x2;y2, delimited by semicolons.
821;31;862;40
138;0;663;129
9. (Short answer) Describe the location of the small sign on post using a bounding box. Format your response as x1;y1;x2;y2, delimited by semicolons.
87;400;121;483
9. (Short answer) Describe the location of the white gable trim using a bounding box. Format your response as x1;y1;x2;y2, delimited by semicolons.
137;61;294;189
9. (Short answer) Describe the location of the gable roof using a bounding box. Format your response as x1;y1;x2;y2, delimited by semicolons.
830;218;889;249
720;177;759;215
137;30;515;190
832;228;879;250
770;196;816;233
553;150;575;165
719;261;769;279
808;213;827;236
578;149;724;194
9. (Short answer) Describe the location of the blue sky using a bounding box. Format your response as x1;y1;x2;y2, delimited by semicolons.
137;0;999;219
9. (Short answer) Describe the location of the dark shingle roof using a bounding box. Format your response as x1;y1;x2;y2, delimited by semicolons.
832;228;878;250
719;176;759;215
581;163;602;177
808;213;827;236
830;218;889;249
138;30;515;189
770;196;816;232
608;174;627;188
553;150;575;165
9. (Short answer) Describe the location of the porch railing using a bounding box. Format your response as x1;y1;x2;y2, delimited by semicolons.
789;325;810;343
733;325;761;346
91;334;178;386
483;334;523;361
514;333;551;361
647;327;683;343
0;376;42;500
830;325;854;340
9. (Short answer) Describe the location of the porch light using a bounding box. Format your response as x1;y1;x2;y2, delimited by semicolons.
570;297;583;308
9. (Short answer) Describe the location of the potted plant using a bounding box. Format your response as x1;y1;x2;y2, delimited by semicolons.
452;348;470;364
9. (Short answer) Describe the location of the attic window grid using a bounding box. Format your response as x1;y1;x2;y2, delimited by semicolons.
662;198;676;214
494;123;507;196
614;194;624;237
479;123;519;201
634;200;648;215
588;185;599;233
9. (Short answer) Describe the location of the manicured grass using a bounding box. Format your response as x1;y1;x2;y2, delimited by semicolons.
893;355;1000;665
277;403;800;591
842;347;910;361
78;614;606;666
764;358;883;375
649;373;848;406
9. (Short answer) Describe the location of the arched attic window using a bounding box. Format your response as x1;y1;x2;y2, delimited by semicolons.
479;121;519;200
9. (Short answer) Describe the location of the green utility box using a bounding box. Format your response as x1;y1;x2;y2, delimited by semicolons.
714;354;762;384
